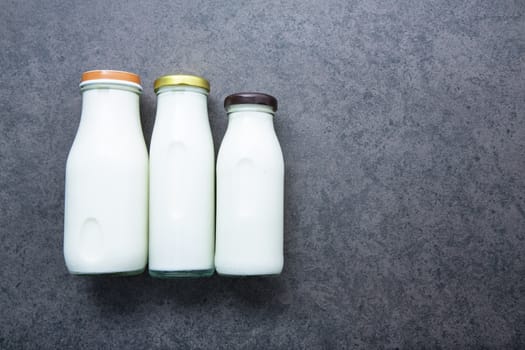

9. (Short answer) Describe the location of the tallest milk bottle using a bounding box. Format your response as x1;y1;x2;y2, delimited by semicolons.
148;74;215;278
64;70;149;275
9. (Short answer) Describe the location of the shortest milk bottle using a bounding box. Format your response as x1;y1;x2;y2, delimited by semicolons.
215;92;284;276
64;70;149;275
148;74;215;278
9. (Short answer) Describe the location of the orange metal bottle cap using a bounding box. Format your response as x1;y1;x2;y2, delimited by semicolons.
81;70;141;85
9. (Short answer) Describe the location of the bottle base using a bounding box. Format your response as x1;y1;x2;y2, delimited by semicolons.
216;272;281;277
149;268;214;278
69;268;145;276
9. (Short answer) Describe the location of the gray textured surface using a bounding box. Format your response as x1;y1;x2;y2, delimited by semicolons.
1;0;524;348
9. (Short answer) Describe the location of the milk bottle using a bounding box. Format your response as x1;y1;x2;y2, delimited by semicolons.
64;70;149;275
148;75;215;277
215;92;284;276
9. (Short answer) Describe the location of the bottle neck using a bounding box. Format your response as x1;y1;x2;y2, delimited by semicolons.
80;86;140;126
156;86;208;123
227;104;275;131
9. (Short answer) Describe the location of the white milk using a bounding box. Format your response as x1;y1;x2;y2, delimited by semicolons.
64;72;148;275
148;78;215;277
215;97;284;276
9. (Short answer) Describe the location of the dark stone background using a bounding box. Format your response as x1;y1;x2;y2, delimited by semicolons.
1;0;524;348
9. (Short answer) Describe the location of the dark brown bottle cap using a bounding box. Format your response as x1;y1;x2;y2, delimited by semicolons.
224;92;278;112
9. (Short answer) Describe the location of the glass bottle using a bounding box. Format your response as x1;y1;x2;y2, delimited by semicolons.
215;92;284;276
149;75;215;277
64;70;149;275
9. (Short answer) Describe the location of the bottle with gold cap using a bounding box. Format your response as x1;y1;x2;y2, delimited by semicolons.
149;74;215;278
64;70;149;275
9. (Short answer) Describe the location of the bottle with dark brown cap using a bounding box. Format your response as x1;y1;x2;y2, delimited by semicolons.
215;92;284;276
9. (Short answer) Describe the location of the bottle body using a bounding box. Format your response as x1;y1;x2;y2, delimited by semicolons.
64;78;148;275
149;85;215;277
215;103;284;275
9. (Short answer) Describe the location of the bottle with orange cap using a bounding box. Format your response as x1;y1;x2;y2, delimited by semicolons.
64;69;149;275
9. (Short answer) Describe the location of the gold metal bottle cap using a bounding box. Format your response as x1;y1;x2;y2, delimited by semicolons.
154;74;210;93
